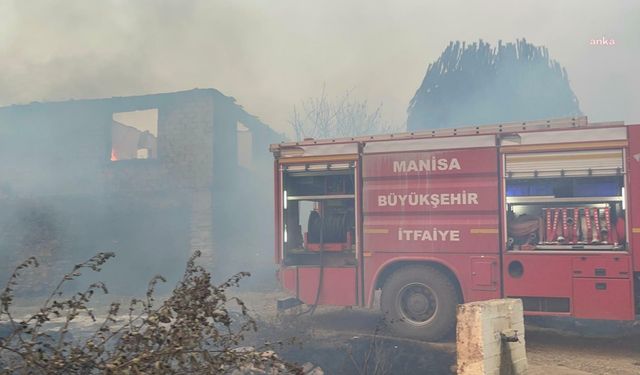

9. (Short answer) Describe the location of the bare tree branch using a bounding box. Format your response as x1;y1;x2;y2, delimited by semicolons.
290;86;400;140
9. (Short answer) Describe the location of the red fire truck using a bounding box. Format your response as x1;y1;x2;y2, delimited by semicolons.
270;117;640;340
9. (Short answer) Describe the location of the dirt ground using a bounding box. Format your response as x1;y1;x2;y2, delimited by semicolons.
525;327;640;375
5;289;640;374
238;290;640;375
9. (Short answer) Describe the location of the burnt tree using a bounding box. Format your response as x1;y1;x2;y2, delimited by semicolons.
407;39;582;131
290;86;395;140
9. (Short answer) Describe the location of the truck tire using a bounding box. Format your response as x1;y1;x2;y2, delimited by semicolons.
381;265;458;341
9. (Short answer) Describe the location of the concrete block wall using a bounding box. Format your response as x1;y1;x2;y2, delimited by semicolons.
190;190;215;264
159;94;215;190
0;89;281;290
456;298;527;375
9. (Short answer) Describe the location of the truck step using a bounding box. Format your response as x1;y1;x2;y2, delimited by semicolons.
277;297;303;311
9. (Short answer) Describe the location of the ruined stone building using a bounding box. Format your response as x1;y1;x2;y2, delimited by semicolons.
0;89;282;293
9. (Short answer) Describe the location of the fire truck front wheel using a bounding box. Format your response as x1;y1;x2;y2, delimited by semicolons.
381;265;457;341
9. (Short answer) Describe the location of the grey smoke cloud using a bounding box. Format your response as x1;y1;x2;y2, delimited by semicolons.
0;0;638;135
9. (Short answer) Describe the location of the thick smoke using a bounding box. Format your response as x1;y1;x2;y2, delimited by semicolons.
1;1;638;134
0;1;638;299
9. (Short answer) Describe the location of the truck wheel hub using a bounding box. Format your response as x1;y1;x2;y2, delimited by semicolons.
398;283;437;325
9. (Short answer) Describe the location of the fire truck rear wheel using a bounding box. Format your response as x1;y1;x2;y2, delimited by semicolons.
381;265;458;341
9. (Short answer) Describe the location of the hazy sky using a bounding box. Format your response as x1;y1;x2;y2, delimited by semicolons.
0;0;638;136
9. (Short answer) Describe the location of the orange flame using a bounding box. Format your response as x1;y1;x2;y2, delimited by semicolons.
111;149;118;161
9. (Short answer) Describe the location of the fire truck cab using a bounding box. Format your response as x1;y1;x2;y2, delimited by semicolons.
270;117;640;340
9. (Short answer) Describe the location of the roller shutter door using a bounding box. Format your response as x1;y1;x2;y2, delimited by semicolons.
283;162;354;173
505;149;624;178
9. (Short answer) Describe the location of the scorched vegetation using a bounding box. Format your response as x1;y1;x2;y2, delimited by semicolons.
0;251;301;374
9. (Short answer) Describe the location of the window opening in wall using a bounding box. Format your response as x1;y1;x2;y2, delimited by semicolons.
282;167;356;266
237;122;252;169
111;109;158;161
